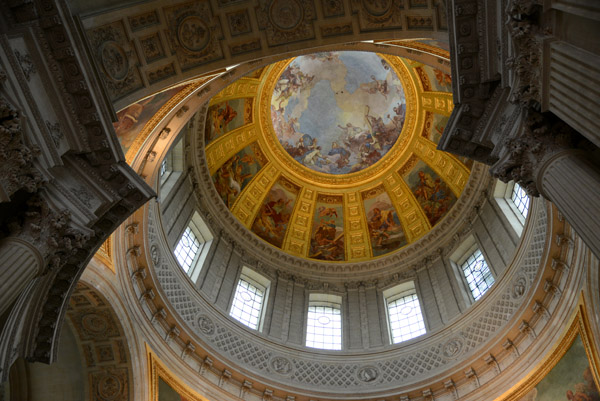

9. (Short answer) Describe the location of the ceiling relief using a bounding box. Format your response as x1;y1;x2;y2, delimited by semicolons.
203;50;470;263
271;51;406;175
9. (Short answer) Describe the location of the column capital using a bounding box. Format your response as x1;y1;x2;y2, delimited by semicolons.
0;95;44;201
5;194;91;273
489;109;587;196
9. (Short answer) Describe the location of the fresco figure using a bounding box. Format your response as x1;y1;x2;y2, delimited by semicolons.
211;102;237;136
427;113;449;143
212;144;264;208
113;86;184;153
402;160;457;227
434;69;452;89
421;65;452;91
271;51;407;175
251;179;298;248
515;336;600;401
363;190;406;256
273;64;315;108
205;98;252;145
360;74;389;98
309;202;344;261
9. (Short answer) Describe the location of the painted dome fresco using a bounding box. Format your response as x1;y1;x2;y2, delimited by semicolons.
204;51;471;263
271;52;405;175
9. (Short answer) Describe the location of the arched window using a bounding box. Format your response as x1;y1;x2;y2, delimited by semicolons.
493;180;531;236
229;267;270;331
511;183;530;218
306;294;342;350
459;246;494;301
159;137;184;199
450;235;496;303
383;282;426;344
173;212;213;281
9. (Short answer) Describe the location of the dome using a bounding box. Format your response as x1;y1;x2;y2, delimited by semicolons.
204;50;471;264
3;2;600;401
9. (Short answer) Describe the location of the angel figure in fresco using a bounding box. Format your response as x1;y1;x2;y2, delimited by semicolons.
390;102;406;129
434;69;452;88
317;206;338;219
360;75;389;98
337;122;363;139
303;147;324;166
273;65;314;108
311;218;344;261
348;135;381;173
307;52;340;63
254;197;292;242
567;390;593;401
368;208;396;246
114;97;154;142
413;170;454;225
415;171;436;201
211;101;237;138
328;142;350;169
265;198;291;227
213;153;256;208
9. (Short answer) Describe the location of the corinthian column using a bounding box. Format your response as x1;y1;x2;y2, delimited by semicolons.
490;110;600;258
538;151;600;253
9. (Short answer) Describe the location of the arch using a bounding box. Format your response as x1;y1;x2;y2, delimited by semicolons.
77;0;450;110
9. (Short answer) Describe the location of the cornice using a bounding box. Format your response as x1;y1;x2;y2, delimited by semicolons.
112;193;587;400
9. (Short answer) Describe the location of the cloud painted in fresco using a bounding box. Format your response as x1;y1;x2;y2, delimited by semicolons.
271;51;406;175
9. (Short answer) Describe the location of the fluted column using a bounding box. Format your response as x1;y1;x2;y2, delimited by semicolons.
0;237;44;316
546;41;600;148
491;109;600;258
538;150;600;257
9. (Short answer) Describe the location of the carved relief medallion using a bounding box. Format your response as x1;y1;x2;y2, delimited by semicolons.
91;368;128;401
270;356;293;375
83;313;108;334
178;16;211;52
357;366;379;382
511;274;528;299
72;310;121;340
150;244;160;265
269;0;303;30
442;337;465;359
362;0;392;16
98;372;122;399
197;314;215;335
100;42;129;81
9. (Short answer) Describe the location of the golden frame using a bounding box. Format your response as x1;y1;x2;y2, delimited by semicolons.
498;294;600;401
148;345;209;401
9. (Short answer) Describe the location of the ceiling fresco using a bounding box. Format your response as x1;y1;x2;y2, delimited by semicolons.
271;51;406;175
204;50;470;263
114;85;186;154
